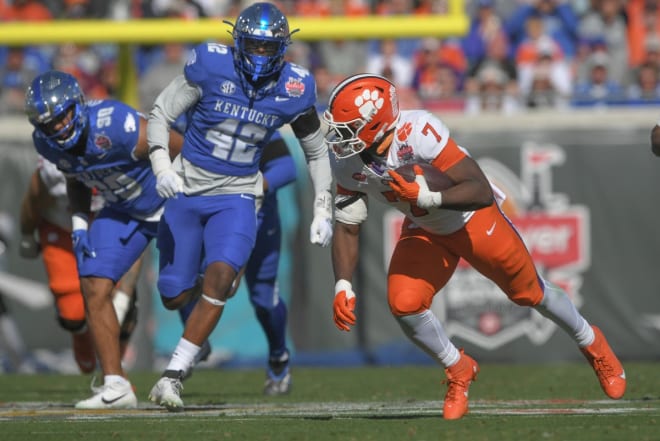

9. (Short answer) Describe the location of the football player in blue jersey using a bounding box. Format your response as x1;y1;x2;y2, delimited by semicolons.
146;2;333;410
24;70;184;409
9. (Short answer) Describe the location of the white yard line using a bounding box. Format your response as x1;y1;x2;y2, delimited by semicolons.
0;399;657;421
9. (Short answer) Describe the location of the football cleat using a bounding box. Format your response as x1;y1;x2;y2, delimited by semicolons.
442;349;479;420
264;350;291;396
75;380;137;409
149;370;185;412
72;330;96;374
580;325;626;399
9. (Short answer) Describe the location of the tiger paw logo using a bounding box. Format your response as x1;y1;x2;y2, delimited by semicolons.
396;122;412;142
355;89;383;120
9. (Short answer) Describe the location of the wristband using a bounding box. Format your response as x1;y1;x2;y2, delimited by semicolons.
335;279;353;297
72;213;89;231
149;145;172;176
433;191;443;207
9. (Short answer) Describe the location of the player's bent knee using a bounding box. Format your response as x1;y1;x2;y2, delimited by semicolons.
58;317;86;333
161;294;188;310
388;289;430;316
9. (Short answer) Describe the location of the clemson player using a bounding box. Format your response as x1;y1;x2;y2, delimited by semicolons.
19;155;142;374
323;74;626;420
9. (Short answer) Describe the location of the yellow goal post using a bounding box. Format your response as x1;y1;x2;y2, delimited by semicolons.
0;0;468;106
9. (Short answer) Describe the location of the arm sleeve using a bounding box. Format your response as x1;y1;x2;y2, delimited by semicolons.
147;74;201;150
291;108;333;197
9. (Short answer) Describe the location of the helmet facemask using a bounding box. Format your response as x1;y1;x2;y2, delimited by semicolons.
323;112;368;159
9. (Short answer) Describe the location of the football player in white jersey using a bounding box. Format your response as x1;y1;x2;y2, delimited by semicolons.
324;73;626;420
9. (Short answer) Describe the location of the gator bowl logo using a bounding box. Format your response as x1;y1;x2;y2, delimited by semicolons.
383;142;589;349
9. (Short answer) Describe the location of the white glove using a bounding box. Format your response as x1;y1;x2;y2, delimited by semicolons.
155;168;183;199
19;233;40;259
150;145;183;198
310;190;333;247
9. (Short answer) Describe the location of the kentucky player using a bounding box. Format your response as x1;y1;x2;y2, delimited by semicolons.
146;2;333;411
19;155;144;375
24;70;184;409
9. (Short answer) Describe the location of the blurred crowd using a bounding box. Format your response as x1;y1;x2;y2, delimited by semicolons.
1;0;659;116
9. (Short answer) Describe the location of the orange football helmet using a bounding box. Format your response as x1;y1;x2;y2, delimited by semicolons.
323;74;400;158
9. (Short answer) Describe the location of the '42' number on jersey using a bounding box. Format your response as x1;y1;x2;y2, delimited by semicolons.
206;120;267;164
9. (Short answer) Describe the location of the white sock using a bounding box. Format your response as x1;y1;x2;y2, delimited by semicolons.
104;374;129;386
112;290;131;324
534;280;594;347
167;337;200;372
395;309;460;368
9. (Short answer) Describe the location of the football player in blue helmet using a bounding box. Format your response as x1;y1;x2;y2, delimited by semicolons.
25;70;185;410
25;71;88;151
226;2;298;84
147;1;333;411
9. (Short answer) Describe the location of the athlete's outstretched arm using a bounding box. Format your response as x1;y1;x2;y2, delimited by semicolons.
332;221;361;283
290;107;334;247
66;178;92;218
331;220;361;331
19;170;42;237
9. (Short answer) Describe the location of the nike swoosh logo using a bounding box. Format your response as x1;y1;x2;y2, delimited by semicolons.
275;96;290;102
102;393;128;405
486;221;496;236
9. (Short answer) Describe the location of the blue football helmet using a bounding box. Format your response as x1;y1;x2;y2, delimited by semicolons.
226;2;298;83
25;70;88;150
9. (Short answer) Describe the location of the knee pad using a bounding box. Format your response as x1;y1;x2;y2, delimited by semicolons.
58;316;87;333
388;288;431;316
387;274;435;316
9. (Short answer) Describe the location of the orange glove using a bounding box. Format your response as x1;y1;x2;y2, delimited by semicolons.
388;165;443;209
333;279;356;331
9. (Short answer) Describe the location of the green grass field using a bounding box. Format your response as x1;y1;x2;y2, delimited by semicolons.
1;362;658;441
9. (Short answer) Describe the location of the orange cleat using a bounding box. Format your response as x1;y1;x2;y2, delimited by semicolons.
72;330;96;374
580;326;626;399
442;349;479;420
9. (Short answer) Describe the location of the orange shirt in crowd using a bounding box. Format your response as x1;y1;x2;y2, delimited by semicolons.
1;0;52;21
